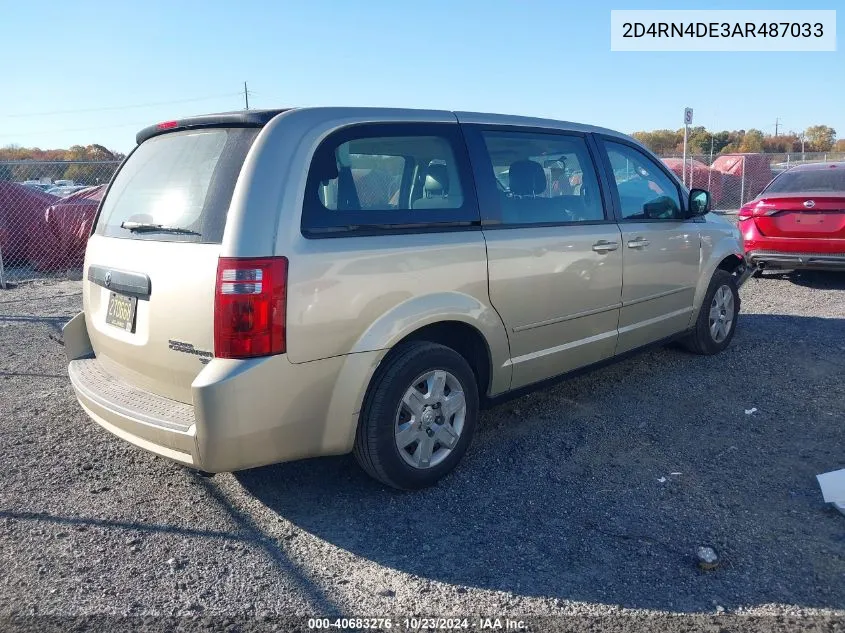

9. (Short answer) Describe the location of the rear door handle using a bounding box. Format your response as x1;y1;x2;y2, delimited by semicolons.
592;241;619;253
627;238;650;249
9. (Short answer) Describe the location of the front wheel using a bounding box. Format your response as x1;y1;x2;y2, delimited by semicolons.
353;341;479;490
682;269;740;355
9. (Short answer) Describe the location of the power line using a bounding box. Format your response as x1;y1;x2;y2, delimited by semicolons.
1;92;243;119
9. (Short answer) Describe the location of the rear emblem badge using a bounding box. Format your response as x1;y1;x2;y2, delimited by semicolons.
804;200;816;208
104;272;112;287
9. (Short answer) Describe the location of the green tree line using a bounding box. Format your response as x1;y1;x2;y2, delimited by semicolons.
0;144;126;185
632;125;842;156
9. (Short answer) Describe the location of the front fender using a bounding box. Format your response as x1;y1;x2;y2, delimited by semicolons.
690;230;745;325
350;291;512;396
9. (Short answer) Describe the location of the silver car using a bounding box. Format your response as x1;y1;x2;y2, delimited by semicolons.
64;107;748;489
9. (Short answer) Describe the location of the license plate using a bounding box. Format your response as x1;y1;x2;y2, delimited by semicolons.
105;292;137;332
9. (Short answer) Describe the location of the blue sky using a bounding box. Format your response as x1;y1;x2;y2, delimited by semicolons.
2;0;842;152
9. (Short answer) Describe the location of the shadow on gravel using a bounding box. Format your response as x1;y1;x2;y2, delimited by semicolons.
194;476;347;617
754;270;845;290
236;314;845;613
0;509;255;542
0;314;73;335
0;371;65;378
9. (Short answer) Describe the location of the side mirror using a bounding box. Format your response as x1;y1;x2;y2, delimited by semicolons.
688;189;711;217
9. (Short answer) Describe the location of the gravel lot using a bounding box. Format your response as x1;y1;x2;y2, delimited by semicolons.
1;265;844;629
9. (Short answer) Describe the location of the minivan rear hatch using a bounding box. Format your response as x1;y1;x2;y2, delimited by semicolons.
84;116;275;404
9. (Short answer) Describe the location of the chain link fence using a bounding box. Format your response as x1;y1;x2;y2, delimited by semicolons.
0;160;119;286
658;151;845;211
1;152;844;286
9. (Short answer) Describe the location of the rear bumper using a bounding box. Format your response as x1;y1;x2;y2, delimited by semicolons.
740;218;845;270
67;349;382;472
69;359;197;464
746;250;845;271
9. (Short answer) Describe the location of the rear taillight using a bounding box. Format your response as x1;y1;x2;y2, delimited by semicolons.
738;202;779;220
214;257;287;359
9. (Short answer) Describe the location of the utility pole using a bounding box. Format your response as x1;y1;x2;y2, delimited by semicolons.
774;117;780;137
244;81;249;111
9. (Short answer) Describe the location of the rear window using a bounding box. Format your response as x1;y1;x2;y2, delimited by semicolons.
765;167;845;194
95;128;257;243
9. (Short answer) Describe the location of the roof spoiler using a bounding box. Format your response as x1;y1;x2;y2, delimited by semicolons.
135;109;290;145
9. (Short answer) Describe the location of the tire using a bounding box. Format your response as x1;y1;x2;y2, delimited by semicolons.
354;341;479;490
682;269;740;355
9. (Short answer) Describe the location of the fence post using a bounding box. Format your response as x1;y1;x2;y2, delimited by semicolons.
740;156;746;207
786;153;790;169
0;245;6;290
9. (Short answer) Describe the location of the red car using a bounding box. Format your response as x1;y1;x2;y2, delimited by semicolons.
739;162;845;272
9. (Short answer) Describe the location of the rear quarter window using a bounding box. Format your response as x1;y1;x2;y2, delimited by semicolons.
95;128;257;243
301;123;479;236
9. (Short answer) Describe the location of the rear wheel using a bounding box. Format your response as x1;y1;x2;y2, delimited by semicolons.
682;269;740;355
354;341;479;490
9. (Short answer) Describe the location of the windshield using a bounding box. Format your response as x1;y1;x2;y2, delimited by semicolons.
764;167;845;194
95;128;258;243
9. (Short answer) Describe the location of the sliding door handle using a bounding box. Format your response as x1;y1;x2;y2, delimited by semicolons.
592;241;619;253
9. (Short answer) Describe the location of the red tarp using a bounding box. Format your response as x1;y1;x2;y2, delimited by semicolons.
28;185;105;272
662;158;724;205
711;154;774;203
0;183;58;265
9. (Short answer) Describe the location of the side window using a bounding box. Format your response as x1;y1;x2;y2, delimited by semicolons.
302;125;477;234
604;141;682;220
479;131;605;225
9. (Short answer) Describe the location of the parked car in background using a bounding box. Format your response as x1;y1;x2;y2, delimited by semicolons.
20;181;56;193
64;107;748;490
662;157;723;207
712;153;774;208
0;183;58;265
46;185;90;197
28;185;106;272
740;162;845;272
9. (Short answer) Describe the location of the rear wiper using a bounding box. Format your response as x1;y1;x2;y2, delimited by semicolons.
120;221;200;236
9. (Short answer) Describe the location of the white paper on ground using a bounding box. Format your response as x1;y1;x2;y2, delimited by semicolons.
816;469;845;503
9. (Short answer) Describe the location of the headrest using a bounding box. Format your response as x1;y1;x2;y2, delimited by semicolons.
424;163;450;197
509;160;546;196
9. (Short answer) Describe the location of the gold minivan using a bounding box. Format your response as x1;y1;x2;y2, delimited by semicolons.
64;107;748;489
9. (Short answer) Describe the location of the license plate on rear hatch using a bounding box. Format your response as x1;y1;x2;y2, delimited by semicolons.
105;292;137;332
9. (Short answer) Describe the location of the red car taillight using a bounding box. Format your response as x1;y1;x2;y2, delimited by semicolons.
214;257;288;359
738;203;779;221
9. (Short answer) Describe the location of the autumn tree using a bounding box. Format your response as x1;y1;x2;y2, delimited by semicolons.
805;125;837;151
762;133;798;153
737;129;765;153
0;144;124;184
631;129;682;154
